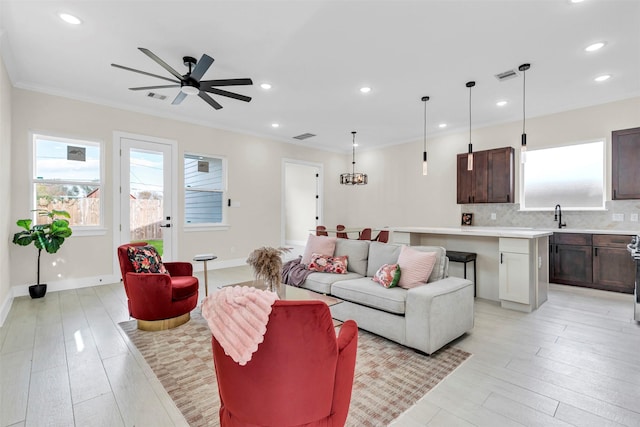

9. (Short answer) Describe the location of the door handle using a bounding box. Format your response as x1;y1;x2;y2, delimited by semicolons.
500;253;503;264
160;224;171;228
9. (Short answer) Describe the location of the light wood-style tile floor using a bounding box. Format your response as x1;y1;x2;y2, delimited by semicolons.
2;265;639;427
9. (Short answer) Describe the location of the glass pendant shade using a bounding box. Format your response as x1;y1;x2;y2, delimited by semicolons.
340;131;368;185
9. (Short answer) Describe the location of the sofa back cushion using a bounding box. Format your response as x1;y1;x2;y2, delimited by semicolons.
367;241;402;277
334;238;369;276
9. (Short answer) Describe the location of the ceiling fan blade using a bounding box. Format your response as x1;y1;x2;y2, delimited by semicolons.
202;87;252;103
111;63;180;83
172;91;188;105
129;84;180;91
198;91;223;110
190;54;214;82
200;78;253;87
138;47;184;80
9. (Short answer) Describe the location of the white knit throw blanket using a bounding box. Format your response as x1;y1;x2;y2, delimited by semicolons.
202;286;278;365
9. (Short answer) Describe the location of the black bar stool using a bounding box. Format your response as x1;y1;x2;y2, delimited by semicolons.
446;251;477;296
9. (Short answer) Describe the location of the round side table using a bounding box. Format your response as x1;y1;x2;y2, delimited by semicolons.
193;254;217;296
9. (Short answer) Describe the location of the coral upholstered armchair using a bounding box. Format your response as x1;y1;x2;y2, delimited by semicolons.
117;242;198;331
212;300;358;427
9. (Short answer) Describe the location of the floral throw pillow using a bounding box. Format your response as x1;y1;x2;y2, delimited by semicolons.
308;253;348;274
372;263;401;288
127;245;168;274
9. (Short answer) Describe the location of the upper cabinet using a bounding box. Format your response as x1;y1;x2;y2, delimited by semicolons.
457;146;514;204
612;127;640;200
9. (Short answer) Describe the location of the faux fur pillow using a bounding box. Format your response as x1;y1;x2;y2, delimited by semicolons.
301;234;337;265
307;253;348;274
397;246;436;289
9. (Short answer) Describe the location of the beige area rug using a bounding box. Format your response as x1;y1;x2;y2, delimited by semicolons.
120;309;471;426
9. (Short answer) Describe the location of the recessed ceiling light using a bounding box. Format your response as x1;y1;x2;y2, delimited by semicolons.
570;0;584;3
271;123;280;128
438;123;447;128
585;42;606;52
360;87;371;93
58;12;82;25
594;74;611;82
260;83;272;90
496;100;508;107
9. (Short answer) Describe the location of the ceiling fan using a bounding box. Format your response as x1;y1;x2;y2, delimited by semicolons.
111;47;253;110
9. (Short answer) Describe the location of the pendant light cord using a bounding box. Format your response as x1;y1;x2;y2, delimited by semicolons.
423;100;427;152
469;85;472;144
352;131;356;175
522;69;526;134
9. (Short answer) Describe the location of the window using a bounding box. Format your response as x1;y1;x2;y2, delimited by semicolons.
33;134;103;227
521;140;605;210
184;154;226;225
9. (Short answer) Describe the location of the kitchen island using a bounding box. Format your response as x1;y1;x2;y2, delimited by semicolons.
390;227;553;312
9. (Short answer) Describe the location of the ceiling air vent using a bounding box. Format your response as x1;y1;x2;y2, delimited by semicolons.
494;69;518;82
147;92;167;100
293;133;316;141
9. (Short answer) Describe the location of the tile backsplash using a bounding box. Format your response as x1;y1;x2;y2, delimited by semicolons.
466;200;640;232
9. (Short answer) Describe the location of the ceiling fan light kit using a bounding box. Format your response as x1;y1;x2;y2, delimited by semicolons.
111;47;253;111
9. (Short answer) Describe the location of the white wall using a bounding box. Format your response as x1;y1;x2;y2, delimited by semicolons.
337;96;640;229
9;88;344;293
0;46;13;324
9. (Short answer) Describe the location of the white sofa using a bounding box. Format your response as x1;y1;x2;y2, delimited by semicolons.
299;239;474;354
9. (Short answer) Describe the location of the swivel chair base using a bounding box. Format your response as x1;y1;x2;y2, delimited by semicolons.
137;312;191;331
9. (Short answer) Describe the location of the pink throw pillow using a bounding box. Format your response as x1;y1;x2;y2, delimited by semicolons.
397;246;436;289
301;234;337;265
308;253;348;274
372;263;401;288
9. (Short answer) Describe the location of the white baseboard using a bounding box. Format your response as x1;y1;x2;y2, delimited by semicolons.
0;292;13;328
11;273;122;298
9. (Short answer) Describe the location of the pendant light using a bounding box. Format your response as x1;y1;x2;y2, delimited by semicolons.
421;96;430;176
519;63;531;163
466;81;476;171
339;131;368;185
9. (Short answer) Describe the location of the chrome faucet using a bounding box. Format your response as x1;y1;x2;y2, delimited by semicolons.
554;204;566;229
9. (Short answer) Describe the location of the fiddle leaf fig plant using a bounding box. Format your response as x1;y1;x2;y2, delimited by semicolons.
13;209;73;286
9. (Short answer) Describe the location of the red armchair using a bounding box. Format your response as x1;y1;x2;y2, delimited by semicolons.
212;300;358;427
117;242;199;331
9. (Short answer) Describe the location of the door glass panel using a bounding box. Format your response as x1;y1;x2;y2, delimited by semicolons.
130;148;164;255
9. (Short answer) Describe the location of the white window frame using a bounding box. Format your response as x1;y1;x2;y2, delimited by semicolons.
519;139;606;211
183;152;228;231
31;132;106;236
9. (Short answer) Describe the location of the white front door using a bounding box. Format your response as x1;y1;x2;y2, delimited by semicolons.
116;133;177;261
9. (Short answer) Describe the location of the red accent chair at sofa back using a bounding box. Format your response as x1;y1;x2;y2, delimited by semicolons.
212;300;358;427
117;242;198;330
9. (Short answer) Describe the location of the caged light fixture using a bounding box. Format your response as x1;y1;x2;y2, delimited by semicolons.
340;131;368;185
421;96;430;175
519;63;531;163
466;81;476;171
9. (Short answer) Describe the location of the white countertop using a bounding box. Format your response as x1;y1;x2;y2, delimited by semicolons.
390;226;638;238
390;226;553;239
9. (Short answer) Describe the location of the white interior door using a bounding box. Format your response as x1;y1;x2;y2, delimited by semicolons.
117;134;176;261
283;160;322;246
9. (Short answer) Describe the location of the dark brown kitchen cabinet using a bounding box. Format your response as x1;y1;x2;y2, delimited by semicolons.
592;234;635;293
457;147;513;204
612;127;640;200
550;232;635;294
550;233;593;286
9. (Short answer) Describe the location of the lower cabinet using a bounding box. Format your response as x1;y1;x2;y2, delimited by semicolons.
499;238;530;305
550;233;634;294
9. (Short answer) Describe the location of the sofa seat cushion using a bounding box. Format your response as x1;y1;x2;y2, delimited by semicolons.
301;271;363;294
331;277;407;315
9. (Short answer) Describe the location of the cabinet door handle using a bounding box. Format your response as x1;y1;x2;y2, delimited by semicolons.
507;194;510;202
500;253;503;264
468;196;471;203
556;245;558;254
594;247;598;256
